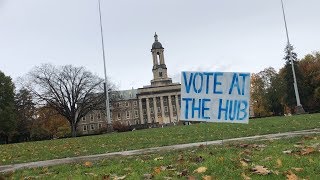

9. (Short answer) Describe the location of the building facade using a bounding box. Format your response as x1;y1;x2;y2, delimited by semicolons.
78;33;181;134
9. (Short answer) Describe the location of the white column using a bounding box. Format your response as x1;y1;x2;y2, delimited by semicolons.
139;98;144;124
175;95;180;121
146;98;151;124
160;96;165;124
153;97;158;123
168;95;174;123
160;50;165;64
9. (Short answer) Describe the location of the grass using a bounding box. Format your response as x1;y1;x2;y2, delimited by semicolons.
0;113;320;166
2;134;320;179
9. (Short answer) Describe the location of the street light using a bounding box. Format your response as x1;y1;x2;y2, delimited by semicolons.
280;0;305;114
98;0;112;129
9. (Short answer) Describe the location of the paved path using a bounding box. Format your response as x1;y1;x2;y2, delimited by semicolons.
1;128;320;173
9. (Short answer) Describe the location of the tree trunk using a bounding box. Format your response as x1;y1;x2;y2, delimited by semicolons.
70;122;77;137
5;135;9;144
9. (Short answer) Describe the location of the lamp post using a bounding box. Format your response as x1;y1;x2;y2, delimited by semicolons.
280;0;305;114
98;0;112;129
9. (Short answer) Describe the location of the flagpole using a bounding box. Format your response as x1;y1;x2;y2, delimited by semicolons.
98;0;112;128
280;0;304;113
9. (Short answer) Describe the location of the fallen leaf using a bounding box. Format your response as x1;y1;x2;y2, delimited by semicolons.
102;175;110;180
154;167;161;175
276;159;282;168
273;170;279;175
194;167;207;173
143;174;153;180
177;154;184;162
84;161;93;167
195;156;205;163
262;156;272;161
240;160;248;167
292;167;303;172
283;150;293;154
218;157;224;162
286;171;298;180
242;157;252;163
251;165;270;175
301;147;315;155
202;175;212;180
114;175;126;180
188;176;196;180
243;149;252;155
239;143;249;148
179;169;188;177
241;172;251;180
154;157;164;161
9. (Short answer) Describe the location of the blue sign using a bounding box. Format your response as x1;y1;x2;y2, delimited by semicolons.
180;71;251;124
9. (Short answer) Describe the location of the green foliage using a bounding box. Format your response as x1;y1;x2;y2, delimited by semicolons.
0;113;319;165
0;71;16;143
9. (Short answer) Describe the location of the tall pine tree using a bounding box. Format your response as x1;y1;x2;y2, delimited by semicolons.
0;70;16;144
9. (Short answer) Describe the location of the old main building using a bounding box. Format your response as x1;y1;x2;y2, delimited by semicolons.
79;33;181;134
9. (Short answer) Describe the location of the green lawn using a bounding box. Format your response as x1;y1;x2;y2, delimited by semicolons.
0;113;320;166
2;134;320;179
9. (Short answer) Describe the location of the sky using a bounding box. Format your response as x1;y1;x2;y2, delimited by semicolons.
0;0;319;90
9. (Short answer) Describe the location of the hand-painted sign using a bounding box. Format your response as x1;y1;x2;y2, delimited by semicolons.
180;71;251;124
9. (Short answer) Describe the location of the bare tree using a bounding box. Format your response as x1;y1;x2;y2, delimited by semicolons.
27;64;113;137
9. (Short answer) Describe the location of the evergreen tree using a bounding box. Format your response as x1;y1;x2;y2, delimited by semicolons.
281;44;304;113
0;71;16;144
14;88;36;142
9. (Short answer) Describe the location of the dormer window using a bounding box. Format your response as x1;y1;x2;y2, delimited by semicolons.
159;72;163;77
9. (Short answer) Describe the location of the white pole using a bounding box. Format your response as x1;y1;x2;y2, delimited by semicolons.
98;0;112;125
280;0;302;107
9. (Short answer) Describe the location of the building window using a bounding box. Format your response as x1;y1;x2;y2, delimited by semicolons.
159;72;163;77
98;123;102;129
126;101;129;107
90;124;95;130
164;97;167;103
90;114;94;121
83;125;87;131
135;110;139;118
117;113;121;120
116;102;120;107
151;117;155;122
97;113;101;119
173;105;176;111
164;106;168;112
143;109;147;115
82;116;86;121
126;111;130;119
150;107;154;114
133;101;137;107
158;107;161;113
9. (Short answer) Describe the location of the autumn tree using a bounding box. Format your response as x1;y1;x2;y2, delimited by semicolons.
250;73;269;117
27;64;114;137
0;70;16;144
31;106;70;140
298;52;320;112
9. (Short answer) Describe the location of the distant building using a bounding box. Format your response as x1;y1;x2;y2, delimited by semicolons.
78;33;181;134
